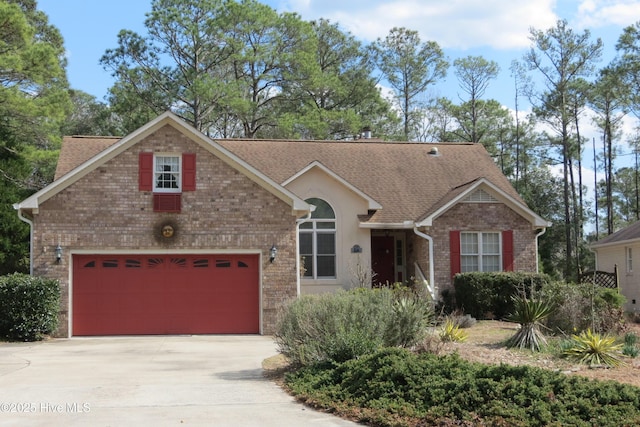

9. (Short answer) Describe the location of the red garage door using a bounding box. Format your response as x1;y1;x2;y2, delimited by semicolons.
72;254;259;336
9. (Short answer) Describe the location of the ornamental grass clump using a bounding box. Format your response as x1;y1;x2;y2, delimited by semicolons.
564;329;624;367
505;293;553;352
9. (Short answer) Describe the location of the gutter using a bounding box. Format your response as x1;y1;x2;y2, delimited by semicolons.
535;227;547;273
413;227;436;300
14;205;33;275
295;211;313;297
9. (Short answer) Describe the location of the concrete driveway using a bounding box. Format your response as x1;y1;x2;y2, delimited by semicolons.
0;336;359;427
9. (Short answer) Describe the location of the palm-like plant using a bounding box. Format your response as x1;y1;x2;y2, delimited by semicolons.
439;318;468;343
564;329;624;367
506;294;554;351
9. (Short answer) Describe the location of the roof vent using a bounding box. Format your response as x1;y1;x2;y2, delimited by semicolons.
429;146;439;155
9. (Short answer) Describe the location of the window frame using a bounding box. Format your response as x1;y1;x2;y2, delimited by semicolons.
299;198;337;280
153;154;182;193
460;231;502;273
627;247;633;274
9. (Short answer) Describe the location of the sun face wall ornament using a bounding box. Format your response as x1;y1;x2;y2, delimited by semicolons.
162;224;174;238
155;220;178;242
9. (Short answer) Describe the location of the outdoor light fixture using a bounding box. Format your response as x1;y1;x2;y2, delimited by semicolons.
55;244;62;263
269;244;278;263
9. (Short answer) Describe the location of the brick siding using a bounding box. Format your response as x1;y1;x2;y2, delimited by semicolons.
31;125;298;336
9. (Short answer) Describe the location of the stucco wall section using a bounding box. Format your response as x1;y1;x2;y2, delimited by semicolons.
31;125;298;336
285;166;372;293
595;245;640;314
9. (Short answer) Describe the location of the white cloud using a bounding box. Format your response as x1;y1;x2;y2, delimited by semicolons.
273;0;558;49
575;0;640;28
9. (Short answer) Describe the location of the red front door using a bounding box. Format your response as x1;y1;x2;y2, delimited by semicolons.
72;254;259;336
372;235;395;286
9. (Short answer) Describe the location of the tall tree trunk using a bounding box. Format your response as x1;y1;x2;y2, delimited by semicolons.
636;149;639;220
593;137;599;239
574;106;584;275
563;139;573;280
606;123;614;234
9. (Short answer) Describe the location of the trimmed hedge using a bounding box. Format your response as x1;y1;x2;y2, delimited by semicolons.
453;272;550;320
0;273;60;341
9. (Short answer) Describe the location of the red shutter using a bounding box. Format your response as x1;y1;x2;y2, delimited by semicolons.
450;230;461;277
182;153;196;191
139;152;153;191
153;194;181;213
502;230;514;272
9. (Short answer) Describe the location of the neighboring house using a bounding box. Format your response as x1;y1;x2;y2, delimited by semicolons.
14;112;550;337
590;221;640;314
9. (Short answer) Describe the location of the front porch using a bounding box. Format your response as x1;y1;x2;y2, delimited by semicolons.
371;230;435;298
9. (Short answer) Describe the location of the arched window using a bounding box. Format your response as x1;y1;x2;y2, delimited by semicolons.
300;198;336;279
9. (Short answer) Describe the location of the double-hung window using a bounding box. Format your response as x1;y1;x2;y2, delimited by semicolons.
299;198;336;279
154;155;181;192
460;232;501;273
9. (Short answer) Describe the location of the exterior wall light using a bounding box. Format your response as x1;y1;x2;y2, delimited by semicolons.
269;244;278;263
55;244;62;263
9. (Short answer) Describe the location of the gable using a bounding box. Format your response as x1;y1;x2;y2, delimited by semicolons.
15;112;309;215
415;178;549;229
283;161;382;211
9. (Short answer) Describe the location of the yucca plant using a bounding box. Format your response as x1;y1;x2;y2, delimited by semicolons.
564;329;624;367
439;318;468;343
505;294;554;351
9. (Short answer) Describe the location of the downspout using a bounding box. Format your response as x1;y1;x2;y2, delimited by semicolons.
413;227;435;299
535;227;547;273
14;205;33;275
295;211;312;297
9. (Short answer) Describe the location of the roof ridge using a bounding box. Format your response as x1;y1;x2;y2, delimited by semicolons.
214;138;475;145
66;135;122;139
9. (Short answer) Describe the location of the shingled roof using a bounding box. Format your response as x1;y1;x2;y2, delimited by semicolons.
54;133;533;226
55;136;122;180
591;220;640;248
216;139;525;225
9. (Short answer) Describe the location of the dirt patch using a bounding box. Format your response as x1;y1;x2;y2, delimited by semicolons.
440;320;640;388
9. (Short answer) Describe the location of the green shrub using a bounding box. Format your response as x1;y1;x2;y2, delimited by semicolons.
275;288;433;366
624;332;638;346
622;333;639;358
286;348;640;426
453;272;550;320
564;329;624;367
623;344;639;358
0;273;60;341
541;282;626;335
